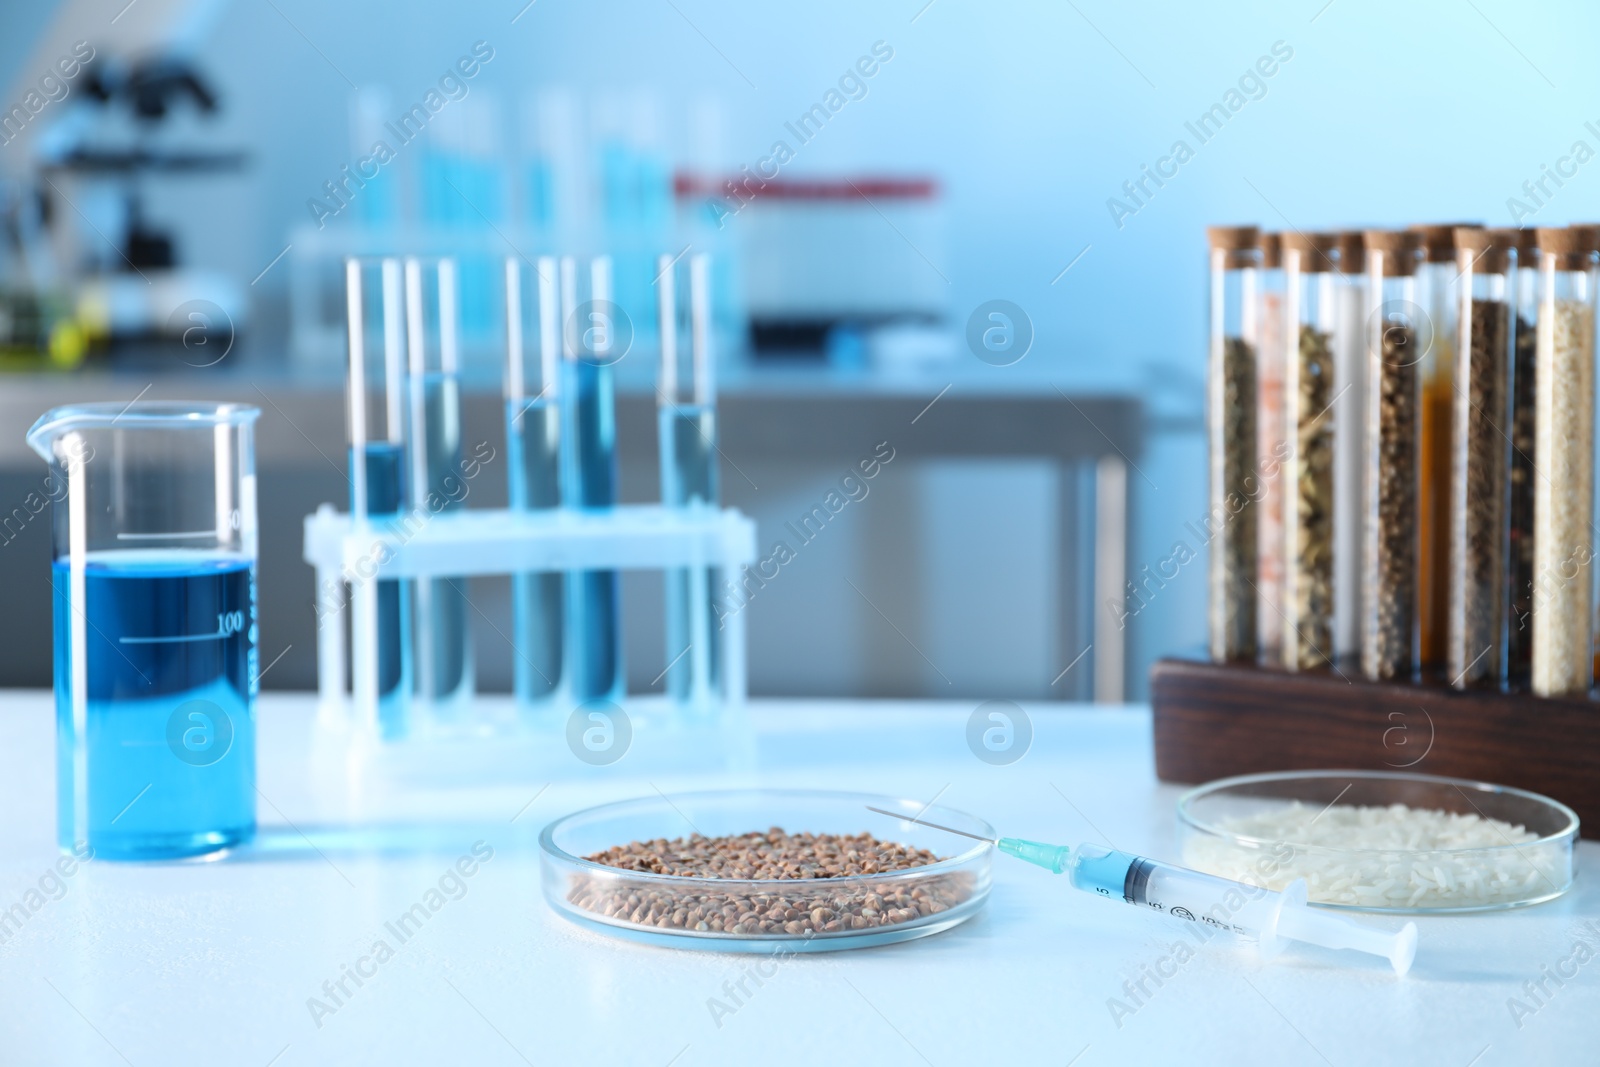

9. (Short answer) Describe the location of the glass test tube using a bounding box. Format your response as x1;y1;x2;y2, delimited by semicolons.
561;255;625;702
1281;232;1338;670
1206;225;1260;663
404;257;473;708
1448;229;1513;688
1331;231;1367;665
1579;225;1600;689
345;258;412;736
658;253;721;706
1506;228;1539;683
1580;227;1600;694
1531;226;1597;697
1504;230;1542;687
505;256;566;708
1255;232;1287;665
1362;230;1422;681
1413;223;1479;668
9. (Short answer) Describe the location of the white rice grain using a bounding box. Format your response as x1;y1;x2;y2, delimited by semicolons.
1183;800;1565;910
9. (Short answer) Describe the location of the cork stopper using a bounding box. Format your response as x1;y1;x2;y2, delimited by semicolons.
1207;225;1259;250
1208;225;1261;270
1364;230;1421;276
1258;231;1282;270
1336;230;1366;274
1456;228;1510;275
1498;227;1537;258
1282;231;1337;273
1537;226;1599;270
1570;224;1600;249
1411;222;1482;263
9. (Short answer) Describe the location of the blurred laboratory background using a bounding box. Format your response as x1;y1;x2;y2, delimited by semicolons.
0;0;1590;701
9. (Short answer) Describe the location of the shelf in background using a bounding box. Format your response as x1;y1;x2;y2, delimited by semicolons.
1151;657;1600;840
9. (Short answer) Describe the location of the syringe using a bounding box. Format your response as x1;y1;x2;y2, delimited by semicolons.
866;807;1417;975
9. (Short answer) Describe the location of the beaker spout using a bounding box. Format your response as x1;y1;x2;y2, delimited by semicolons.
26;409;83;463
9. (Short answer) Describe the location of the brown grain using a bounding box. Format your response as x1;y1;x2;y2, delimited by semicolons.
1213;336;1259;661
1450;299;1509;687
1290;323;1334;667
1364;323;1418;680
1507;314;1537;681
569;829;972;938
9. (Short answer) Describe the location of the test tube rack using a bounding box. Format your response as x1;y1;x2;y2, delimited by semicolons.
1149;657;1600;841
303;502;758;734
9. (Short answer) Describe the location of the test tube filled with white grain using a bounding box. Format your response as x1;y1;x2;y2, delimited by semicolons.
1531;225;1597;696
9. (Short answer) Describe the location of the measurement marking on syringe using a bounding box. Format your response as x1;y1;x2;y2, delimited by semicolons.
116;530;218;540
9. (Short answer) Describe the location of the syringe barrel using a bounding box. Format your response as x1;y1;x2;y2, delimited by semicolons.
1067;845;1278;938
1139;862;1280;938
1062;847;1416;972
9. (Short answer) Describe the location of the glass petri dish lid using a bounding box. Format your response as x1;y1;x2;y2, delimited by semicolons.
1177;770;1578;913
540;789;993;952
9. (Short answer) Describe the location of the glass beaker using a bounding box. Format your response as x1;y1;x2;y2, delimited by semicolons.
27;402;259;860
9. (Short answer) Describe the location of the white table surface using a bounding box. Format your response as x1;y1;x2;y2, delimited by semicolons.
1;692;1596;1066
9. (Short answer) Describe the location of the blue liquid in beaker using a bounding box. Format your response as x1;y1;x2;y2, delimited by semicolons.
507;398;563;704
51;551;256;859
565;359;622;700
660;403;721;701
352;442;411;737
414;370;470;703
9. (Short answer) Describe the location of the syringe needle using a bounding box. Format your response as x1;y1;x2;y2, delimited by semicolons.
866;805;1069;871
864;806;997;843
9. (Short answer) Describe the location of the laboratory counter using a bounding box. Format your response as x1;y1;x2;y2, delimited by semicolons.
2;693;1591;1065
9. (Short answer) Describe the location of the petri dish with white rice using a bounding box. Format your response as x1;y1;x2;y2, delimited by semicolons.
1178;771;1577;913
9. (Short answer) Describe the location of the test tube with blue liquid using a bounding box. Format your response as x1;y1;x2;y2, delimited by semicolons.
404;257;473;711
561;255;625;702
345;258;411;737
658;253;721;707
28;401;260;860
505;255;565;708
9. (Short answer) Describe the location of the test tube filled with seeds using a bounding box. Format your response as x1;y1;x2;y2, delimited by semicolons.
1506;228;1539;683
1207;225;1262;663
1448;228;1513;688
1281;231;1339;669
1256;232;1288;665
1577;225;1600;689
1412;223;1480;668
1531;225;1598;697
1332;231;1368;665
1363;230;1423;680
